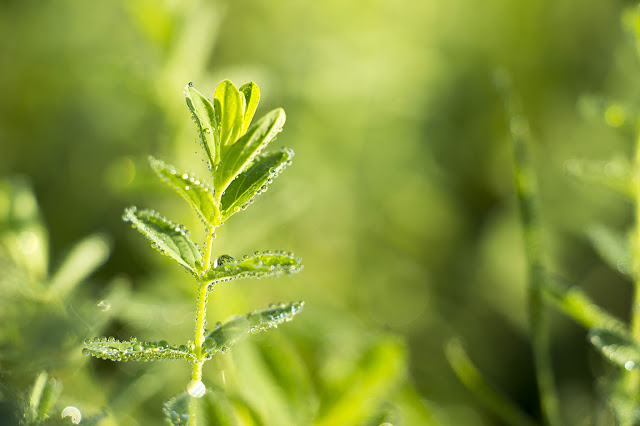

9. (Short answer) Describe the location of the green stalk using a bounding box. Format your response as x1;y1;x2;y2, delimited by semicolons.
498;74;563;426
189;226;216;425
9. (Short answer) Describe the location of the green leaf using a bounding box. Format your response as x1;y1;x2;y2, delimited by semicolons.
215;108;286;197
239;82;260;135
214;80;244;149
219;148;294;224
26;372;62;422
202;301;305;356
149;157;219;225
564;156;634;198
185;83;219;169
589;327;640;371
587;225;632;277
123;207;202;273
83;337;193;362
200;251;303;291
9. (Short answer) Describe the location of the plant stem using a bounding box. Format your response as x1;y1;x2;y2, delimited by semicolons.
189;226;216;425
498;74;563;426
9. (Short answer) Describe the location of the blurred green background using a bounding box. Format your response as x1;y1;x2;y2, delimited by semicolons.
1;0;638;424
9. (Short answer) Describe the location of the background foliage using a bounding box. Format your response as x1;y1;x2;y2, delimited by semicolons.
0;0;637;424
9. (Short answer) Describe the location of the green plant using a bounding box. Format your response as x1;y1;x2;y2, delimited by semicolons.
82;80;303;424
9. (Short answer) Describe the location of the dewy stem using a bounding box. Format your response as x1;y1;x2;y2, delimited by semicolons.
189;226;217;425
631;132;640;342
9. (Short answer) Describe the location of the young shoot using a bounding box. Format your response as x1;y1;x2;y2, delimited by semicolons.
83;80;303;423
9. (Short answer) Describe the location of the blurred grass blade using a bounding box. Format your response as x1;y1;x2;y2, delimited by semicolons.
26;372;62;422
123;207;202;273
587;225;632;277
202;301;305;356
577;95;639;130
200;252;302;291
185;83;219;170
239;82;260;135
149;157;219;225
496;71;562;426
83;337;193;362
589;327;640;371
214;80;244;149
0;178;49;280
219;149;294;224
445;338;538;426
49;234;111;299
564;157;634;198
541;272;626;331
163;390;240;426
215;108;286;197
315;336;406;426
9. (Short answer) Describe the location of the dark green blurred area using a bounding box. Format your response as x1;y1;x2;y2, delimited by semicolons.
1;0;638;424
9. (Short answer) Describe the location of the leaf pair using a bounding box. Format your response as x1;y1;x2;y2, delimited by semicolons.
185;80;286;201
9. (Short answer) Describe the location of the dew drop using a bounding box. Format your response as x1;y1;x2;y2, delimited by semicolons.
626;360;636;371
61;406;82;424
97;300;111;312
187;380;206;398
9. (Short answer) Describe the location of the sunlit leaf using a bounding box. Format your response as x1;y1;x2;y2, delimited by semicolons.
83;337;193;362
239;82;260;135
587;225;631;277
26;372;62;422
200;252;302;291
149;157;219;225
214;80;244;149
215;108;286;197
219;149;294;224
123;207;202;273
589;327;640;371
185;83;219;169
202;301;305;356
564;156;634;198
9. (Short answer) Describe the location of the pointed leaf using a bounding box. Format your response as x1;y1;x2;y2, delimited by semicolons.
83;337;193;362
564;157;634;198
219;148;294;224
589;327;640;371
214;80;244;149
587;225;632;277
185;83;219;169
149;157;219;224
202;301;304;356
123;207;202;272
215;108;286;197
239;82;260;135
200;251;303;291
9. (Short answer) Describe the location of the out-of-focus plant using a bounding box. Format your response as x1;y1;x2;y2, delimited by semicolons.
0;178;113;424
82;80;304;425
446;5;640;424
